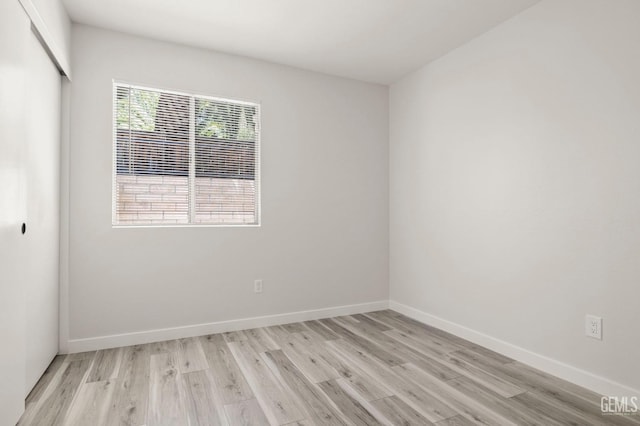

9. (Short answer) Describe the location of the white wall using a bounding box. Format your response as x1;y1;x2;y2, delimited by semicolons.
67;25;388;343
390;0;640;393
18;0;71;76
29;0;71;67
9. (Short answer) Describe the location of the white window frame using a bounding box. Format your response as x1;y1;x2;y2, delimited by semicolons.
111;80;261;228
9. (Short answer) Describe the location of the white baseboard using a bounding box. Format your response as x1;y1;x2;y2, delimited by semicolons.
66;300;389;353
389;300;640;398
65;297;638;398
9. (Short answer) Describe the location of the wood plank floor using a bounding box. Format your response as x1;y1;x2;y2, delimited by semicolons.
18;310;640;425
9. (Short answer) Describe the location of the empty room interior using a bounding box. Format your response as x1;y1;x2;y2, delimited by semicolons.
2;0;640;424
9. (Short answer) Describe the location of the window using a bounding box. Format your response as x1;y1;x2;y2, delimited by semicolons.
113;82;260;226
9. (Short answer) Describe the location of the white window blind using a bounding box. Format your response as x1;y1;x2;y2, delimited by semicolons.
113;82;260;226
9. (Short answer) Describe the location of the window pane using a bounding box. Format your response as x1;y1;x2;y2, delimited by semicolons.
114;84;259;226
194;98;257;224
115;87;190;225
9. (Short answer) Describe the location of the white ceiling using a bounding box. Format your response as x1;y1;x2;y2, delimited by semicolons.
62;0;539;84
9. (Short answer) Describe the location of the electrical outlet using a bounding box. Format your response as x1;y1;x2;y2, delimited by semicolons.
254;279;263;293
585;315;602;340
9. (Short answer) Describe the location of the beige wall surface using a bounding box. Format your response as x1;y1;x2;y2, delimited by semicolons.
67;25;389;341
390;0;640;391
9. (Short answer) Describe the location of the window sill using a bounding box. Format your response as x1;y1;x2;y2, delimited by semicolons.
111;223;261;229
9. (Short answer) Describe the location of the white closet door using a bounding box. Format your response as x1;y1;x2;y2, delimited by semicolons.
0;1;30;424
24;30;62;395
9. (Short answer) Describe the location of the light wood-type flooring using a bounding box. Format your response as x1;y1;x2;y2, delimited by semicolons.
18;310;640;425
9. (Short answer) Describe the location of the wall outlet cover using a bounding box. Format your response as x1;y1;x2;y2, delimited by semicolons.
585;315;602;340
